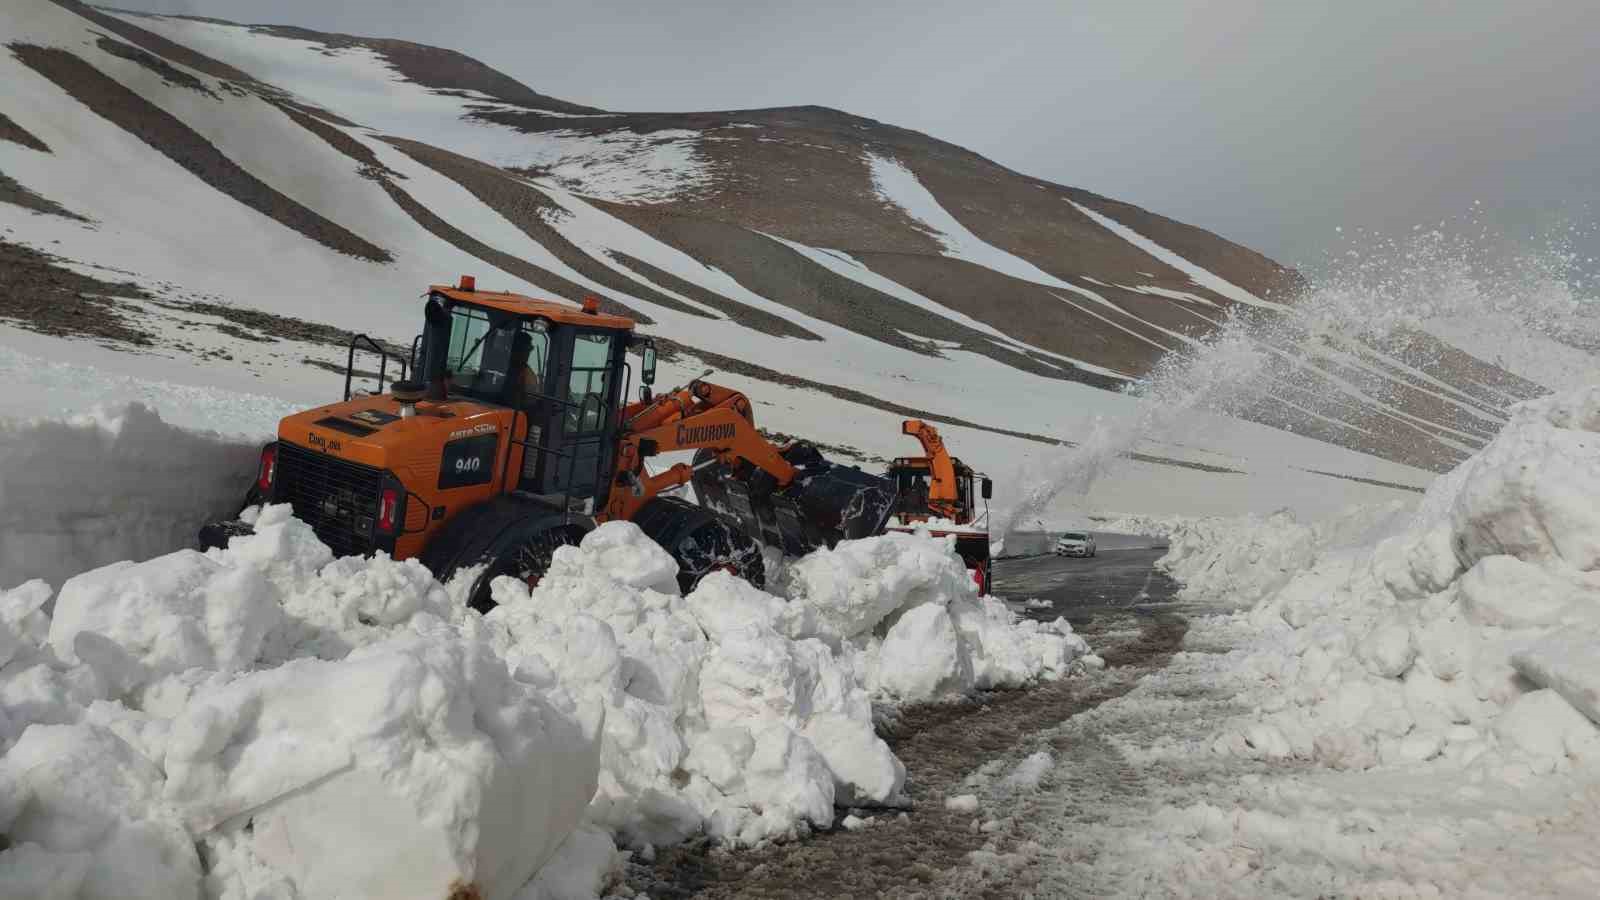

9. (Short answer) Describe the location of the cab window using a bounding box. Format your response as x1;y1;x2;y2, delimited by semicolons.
442;305;550;404
445;305;492;381
567;332;614;432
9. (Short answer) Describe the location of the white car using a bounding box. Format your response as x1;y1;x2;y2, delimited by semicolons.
1053;531;1096;557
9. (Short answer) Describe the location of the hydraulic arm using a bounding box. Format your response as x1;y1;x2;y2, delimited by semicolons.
606;377;896;555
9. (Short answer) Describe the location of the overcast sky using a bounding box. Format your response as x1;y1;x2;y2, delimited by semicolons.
114;0;1600;273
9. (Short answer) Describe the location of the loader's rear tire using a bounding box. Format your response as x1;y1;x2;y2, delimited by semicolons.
633;496;764;594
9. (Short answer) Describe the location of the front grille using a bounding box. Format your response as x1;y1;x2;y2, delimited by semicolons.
275;441;384;558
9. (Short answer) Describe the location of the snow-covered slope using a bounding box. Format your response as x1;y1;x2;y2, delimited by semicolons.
0;0;1569;542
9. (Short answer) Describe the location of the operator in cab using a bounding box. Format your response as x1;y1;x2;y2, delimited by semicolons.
507;329;543;407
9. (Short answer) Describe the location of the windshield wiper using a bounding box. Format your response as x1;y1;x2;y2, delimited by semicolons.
456;320;515;375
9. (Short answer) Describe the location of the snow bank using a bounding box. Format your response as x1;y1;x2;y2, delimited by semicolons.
0;508;601;900
480;524;1089;848
0;404;259;589
1167;386;1600;779
3;504;1093;896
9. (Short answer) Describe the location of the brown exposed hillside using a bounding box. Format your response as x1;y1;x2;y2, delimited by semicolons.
4;4;1551;475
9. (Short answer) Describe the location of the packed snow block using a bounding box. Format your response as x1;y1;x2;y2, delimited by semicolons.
1493;689;1600;760
1357;619;1416;678
2;579;58;649
699;623;828;723
878;604;971;700
949;599;1089;688
213;503;333;598
737;724;836;839
1370;524;1462;602
0;618;19;673
696;622;891;813
0;404;258;588
1004;750;1055;790
562;519;683;595
162;630;601;900
801;712;906;805
239;510;464;663
686;570;816;642
1512;631;1600;727
1449;421;1600;572
1454;555;1589;628
0;843;92;900
49;549;279;685
513;825;625;900
0;723;201;900
784;531;977;645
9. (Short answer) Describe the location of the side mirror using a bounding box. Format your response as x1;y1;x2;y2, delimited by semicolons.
981;477;993;499
641;343;657;386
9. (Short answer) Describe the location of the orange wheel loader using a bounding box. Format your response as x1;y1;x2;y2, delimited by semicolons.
200;278;897;610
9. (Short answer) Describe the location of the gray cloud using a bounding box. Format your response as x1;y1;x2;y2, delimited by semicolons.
110;0;1600;273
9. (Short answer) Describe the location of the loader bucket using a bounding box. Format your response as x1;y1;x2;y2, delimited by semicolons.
790;463;897;543
691;445;897;557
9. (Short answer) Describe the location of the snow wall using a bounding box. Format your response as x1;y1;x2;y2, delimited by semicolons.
0;404;259;588
1159;384;1600;773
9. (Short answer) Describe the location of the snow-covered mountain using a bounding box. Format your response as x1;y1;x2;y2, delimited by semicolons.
1;0;1544;520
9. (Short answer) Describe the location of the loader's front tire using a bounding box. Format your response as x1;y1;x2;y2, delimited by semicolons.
633;496;765;594
418;497;589;614
468;523;582;613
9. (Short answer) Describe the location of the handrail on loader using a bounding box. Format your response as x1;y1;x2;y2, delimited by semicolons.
343;333;408;401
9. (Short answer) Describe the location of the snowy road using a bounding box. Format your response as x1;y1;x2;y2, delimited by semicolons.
993;547;1182;622
626;548;1194;898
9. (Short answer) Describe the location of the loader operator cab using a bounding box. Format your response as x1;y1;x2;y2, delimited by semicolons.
415;280;653;503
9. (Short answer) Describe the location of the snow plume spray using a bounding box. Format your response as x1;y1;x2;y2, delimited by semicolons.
1000;215;1599;542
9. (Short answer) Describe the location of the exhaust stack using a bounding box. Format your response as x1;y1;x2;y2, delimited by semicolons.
391;380;426;418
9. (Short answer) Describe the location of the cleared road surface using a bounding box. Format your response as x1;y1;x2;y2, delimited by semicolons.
991;546;1181;623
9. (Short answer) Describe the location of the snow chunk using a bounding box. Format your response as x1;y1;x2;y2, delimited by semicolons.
1004;751;1054;790
0;722;200;900
1450;418;1600;571
1357;620;1416;678
944;794;980;813
1513;631;1600;726
513;825;625;900
1494;689;1599;760
1455;555;1586;628
802;712;906;806
50;550;279;685
784;530;977;646
163;630;600;900
878;604;970;700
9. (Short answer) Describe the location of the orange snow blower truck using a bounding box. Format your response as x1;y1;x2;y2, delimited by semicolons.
200;278;898;610
883;419;995;594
